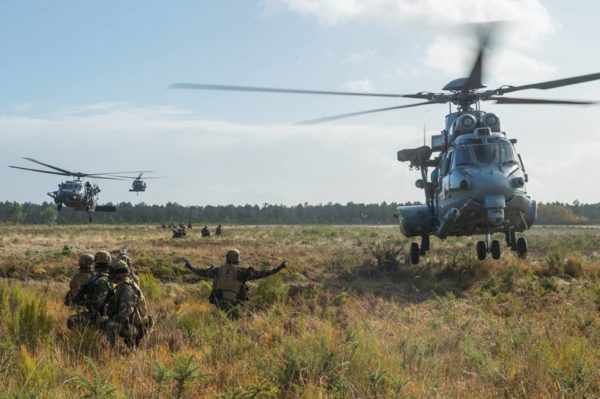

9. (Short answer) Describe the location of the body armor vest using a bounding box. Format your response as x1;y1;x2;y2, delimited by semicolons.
214;264;242;301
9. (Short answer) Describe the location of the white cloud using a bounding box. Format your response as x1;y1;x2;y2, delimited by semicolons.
267;0;558;88
341;49;377;64
345;78;375;92
0;103;422;206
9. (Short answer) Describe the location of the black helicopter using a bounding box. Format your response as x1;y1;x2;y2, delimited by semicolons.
9;158;150;222
127;173;166;194
169;24;600;263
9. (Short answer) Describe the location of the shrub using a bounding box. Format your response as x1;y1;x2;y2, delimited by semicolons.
139;273;162;301
67;358;116;399
564;257;583;278
371;243;401;272
0;283;52;351
252;274;287;309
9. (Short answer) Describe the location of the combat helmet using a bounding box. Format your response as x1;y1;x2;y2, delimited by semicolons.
110;259;129;275
225;249;240;265
94;251;112;272
78;254;95;271
118;254;132;267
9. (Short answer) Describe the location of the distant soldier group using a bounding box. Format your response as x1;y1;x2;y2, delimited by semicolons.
166;223;223;238
65;251;153;349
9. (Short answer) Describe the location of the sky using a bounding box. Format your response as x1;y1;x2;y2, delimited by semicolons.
0;0;599;206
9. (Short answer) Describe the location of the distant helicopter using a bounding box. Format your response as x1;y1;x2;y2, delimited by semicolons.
9;158;150;222
127;173;166;194
169;23;600;263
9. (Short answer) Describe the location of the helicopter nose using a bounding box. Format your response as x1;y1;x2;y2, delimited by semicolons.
485;195;505;226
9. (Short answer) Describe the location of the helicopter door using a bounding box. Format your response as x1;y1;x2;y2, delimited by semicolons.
438;150;453;198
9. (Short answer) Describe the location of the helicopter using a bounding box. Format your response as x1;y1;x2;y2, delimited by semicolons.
9;158;150;222
168;24;600;263
127;173;166;194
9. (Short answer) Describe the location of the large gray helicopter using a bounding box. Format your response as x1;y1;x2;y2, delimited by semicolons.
169;24;599;263
9;158;150;222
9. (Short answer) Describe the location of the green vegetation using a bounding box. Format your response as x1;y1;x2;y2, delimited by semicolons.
3;200;600;224
0;224;598;397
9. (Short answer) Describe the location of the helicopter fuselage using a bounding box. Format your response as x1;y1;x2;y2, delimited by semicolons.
47;179;98;211
396;110;537;260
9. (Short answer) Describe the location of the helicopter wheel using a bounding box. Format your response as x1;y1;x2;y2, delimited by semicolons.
516;237;528;259
410;242;420;265
491;240;501;260
476;241;487;260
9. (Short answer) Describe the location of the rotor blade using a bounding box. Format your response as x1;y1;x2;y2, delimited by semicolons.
107;175;168;179
86;176;129;180
9;165;70;176
169;83;431;99
23;158;73;175
85;170;153;176
463;22;499;91
491;96;598;105
498;72;600;94
296;101;442;125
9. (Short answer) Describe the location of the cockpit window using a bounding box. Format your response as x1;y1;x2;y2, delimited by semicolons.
499;142;517;164
452;146;474;168
472;143;500;165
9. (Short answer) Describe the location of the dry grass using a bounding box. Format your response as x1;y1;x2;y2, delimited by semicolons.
0;224;599;398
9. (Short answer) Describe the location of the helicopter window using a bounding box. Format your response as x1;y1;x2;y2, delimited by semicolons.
452;146;474;168
472;143;500;165
439;151;452;176
499;142;517;164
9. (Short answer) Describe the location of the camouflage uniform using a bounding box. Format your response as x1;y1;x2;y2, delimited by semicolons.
64;254;95;306
215;224;223;236
185;249;287;319
201;225;210;237
117;254;140;285
68;251;113;331
105;260;153;348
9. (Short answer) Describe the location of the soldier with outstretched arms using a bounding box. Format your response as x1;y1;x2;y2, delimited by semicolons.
183;249;287;319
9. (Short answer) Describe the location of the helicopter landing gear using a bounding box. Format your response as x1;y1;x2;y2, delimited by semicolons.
409;235;430;264
516;237;528;259
57;203;62;211
505;230;517;251
476;234;501;260
491;240;501;260
419;235;430;255
410;243;420;265
476;241;487;260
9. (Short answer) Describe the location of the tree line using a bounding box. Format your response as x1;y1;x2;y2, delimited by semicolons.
0;201;598;225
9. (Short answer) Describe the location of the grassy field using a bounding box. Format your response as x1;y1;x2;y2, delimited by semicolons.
0;224;599;398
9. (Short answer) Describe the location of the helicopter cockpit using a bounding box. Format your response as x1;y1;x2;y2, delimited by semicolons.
59;181;83;195
450;139;518;169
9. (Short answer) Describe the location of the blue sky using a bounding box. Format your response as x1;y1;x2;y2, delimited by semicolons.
1;0;599;206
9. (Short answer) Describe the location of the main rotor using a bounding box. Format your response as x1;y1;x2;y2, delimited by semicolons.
169;22;600;123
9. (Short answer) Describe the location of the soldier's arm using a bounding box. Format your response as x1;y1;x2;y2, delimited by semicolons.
184;260;217;279
93;280;112;310
240;261;288;281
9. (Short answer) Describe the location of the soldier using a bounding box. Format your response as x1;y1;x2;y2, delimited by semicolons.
117;253;140;285
104;260;153;349
64;254;95;306
187;221;192;229
215;224;223;236
184;249;288;319
201;225;210;237
68;250;113;331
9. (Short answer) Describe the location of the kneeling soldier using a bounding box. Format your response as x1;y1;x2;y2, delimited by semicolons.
184;249;287;319
105;260;153;349
68;251;113;330
64;254;95;306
